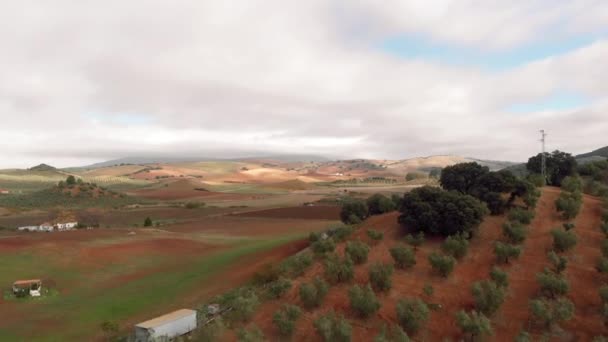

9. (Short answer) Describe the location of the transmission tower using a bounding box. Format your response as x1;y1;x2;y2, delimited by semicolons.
540;130;547;184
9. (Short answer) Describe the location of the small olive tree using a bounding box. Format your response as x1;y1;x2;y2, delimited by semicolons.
471;280;506;316
494;242;521;264
390;245;416;269
551;229;577;252
396;298;430;334
349;283;381;318
345;240;371;265
428;252;456;278
441;233;469;259
455;310;493;341
369;262;394;292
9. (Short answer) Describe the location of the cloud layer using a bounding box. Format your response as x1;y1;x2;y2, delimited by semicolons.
1;1;607;168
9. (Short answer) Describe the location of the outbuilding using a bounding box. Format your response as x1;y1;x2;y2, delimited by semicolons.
134;309;197;342
12;279;42;297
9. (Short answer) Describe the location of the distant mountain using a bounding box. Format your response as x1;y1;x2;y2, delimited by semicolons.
576;146;608;159
28;163;57;171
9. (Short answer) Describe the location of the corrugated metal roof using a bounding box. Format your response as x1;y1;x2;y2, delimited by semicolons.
135;309;196;329
13;279;41;286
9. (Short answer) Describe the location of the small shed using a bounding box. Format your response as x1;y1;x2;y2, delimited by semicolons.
134;309;197;342
12;279;42;297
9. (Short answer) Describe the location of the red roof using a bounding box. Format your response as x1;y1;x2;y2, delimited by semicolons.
13;279;41;286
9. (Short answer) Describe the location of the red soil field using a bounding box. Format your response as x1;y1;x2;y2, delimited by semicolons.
238;187;607;341
233;206;341;221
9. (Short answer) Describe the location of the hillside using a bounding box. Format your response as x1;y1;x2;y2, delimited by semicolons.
225;188;605;341
577;146;608;159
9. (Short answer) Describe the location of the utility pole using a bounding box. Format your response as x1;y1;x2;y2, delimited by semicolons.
540;130;547;184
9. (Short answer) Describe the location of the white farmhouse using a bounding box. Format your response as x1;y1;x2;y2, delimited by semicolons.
18;226;40;232
56;222;78;231
39;222;54;232
134;309;197;342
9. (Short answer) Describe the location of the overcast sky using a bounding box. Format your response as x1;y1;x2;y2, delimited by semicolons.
1;1;607;168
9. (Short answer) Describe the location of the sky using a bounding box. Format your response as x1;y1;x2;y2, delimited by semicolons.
1;1;607;168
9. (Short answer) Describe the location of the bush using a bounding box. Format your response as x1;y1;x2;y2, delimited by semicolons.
547;251;568;274
237;325;265;342
369;262;394;292
345;240;371;265
529;297;574;329
405;232;425;249
231;291;260;322
398;186;487;237
193;317;225;341
273;304;302;337
390;245;416;269
349;283;381;318
508;208;535;225
455;310;493;340
597;257;608;273
423;283;434;297
367;229;384;243
494;242;521;264
428;252;456;277
324;254;354;284
563;222;575;231
314;311;352;342
268;278;292;299
441;233;469;259
523;187;541;209
502;221;527;244
312;239;336;256
331;225;355;242
309;231;322;243
185;201;204;209
281;253;313;277
299;277;329;309
252;263;281;285
490;267;508;288
551;229;577;252
143;217;152;227
600;285;608;303
472;280;506;316
555;191;582;220
537;269;569;298
396;298;430;334
340;200;368;224
374;324;410;342
602;240;608;258
367;194;396;215
515;330;531;342
561;176;583;193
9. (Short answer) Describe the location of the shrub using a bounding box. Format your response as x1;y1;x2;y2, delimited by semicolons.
314;311;352;342
369;262;394;292
471;280;506;316
490;267;508;288
515;331;531;342
231;291;260;322
455;310;493;340
367;194;396;215
537;269;569;298
349;284;381;318
345;240;370;265
340;200;368;224
185;201;204;209
508;208;535;225
193;317;225;341
396;298;430;334
331;225;355;242
597;257;608;273
281;253;313;277
143;217;152;227
602;240;608;258
551;229;577;252
428;252;456;278
600;285;608;303
405;232;425;249
524;187;541;209
268;278;292;299
423;283;434;297
299;277;329;309
374;324;410;342
563;222;575;231
502;221;527;244
237;325;265;342
602;223;608;237
273;304;302;337
324;254;354;284
367;229;384;243
252;263;281;285
441;233;469;259
555;191;582;220
389;245;416;269
494;242;521;264
309;232;322;243
561;176;583;193
529;297;574;329
547;251;568;274
398;186;487;237
312;238;336;256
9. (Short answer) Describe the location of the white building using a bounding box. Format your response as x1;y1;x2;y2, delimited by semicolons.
134;309;197;342
56;222;78;231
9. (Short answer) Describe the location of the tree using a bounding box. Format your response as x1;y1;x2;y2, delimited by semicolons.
367;228;384;243
340;199;368;224
268;278;292;299
312;238;336;256
455;310;493;341
374;324;410;342
471;280;505;316
602;240;608;258
324;254;354;284
490;267;508;288
508;208;535;225
237;325;265;342
367;194;396;215
396;298;430;334
428;252;456;278
561;176;583;193
597;257;608;274
547;251;568;274
555;191;582;220
66;175;77;186
423;283;434;297
369;263;394;292
515;331;531;342
537;269;569;298
345;240;370;264
399;186;487;237
405;232;425;249
390;245;416;269
440;162;490;194
527;150;577;186
231;290;260;322
551;228;577;252
299;277;329;309
349;284;381;318
273;304;302;337
529;297;574;329
502;221;527;244
441;233;469;259
314;311;352;342
494;242;521;264
143;217;153;227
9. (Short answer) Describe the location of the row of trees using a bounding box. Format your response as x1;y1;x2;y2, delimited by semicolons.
340;193;399;224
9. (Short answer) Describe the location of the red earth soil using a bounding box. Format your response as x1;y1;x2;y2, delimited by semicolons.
233;206;341;221
236;187;607;341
